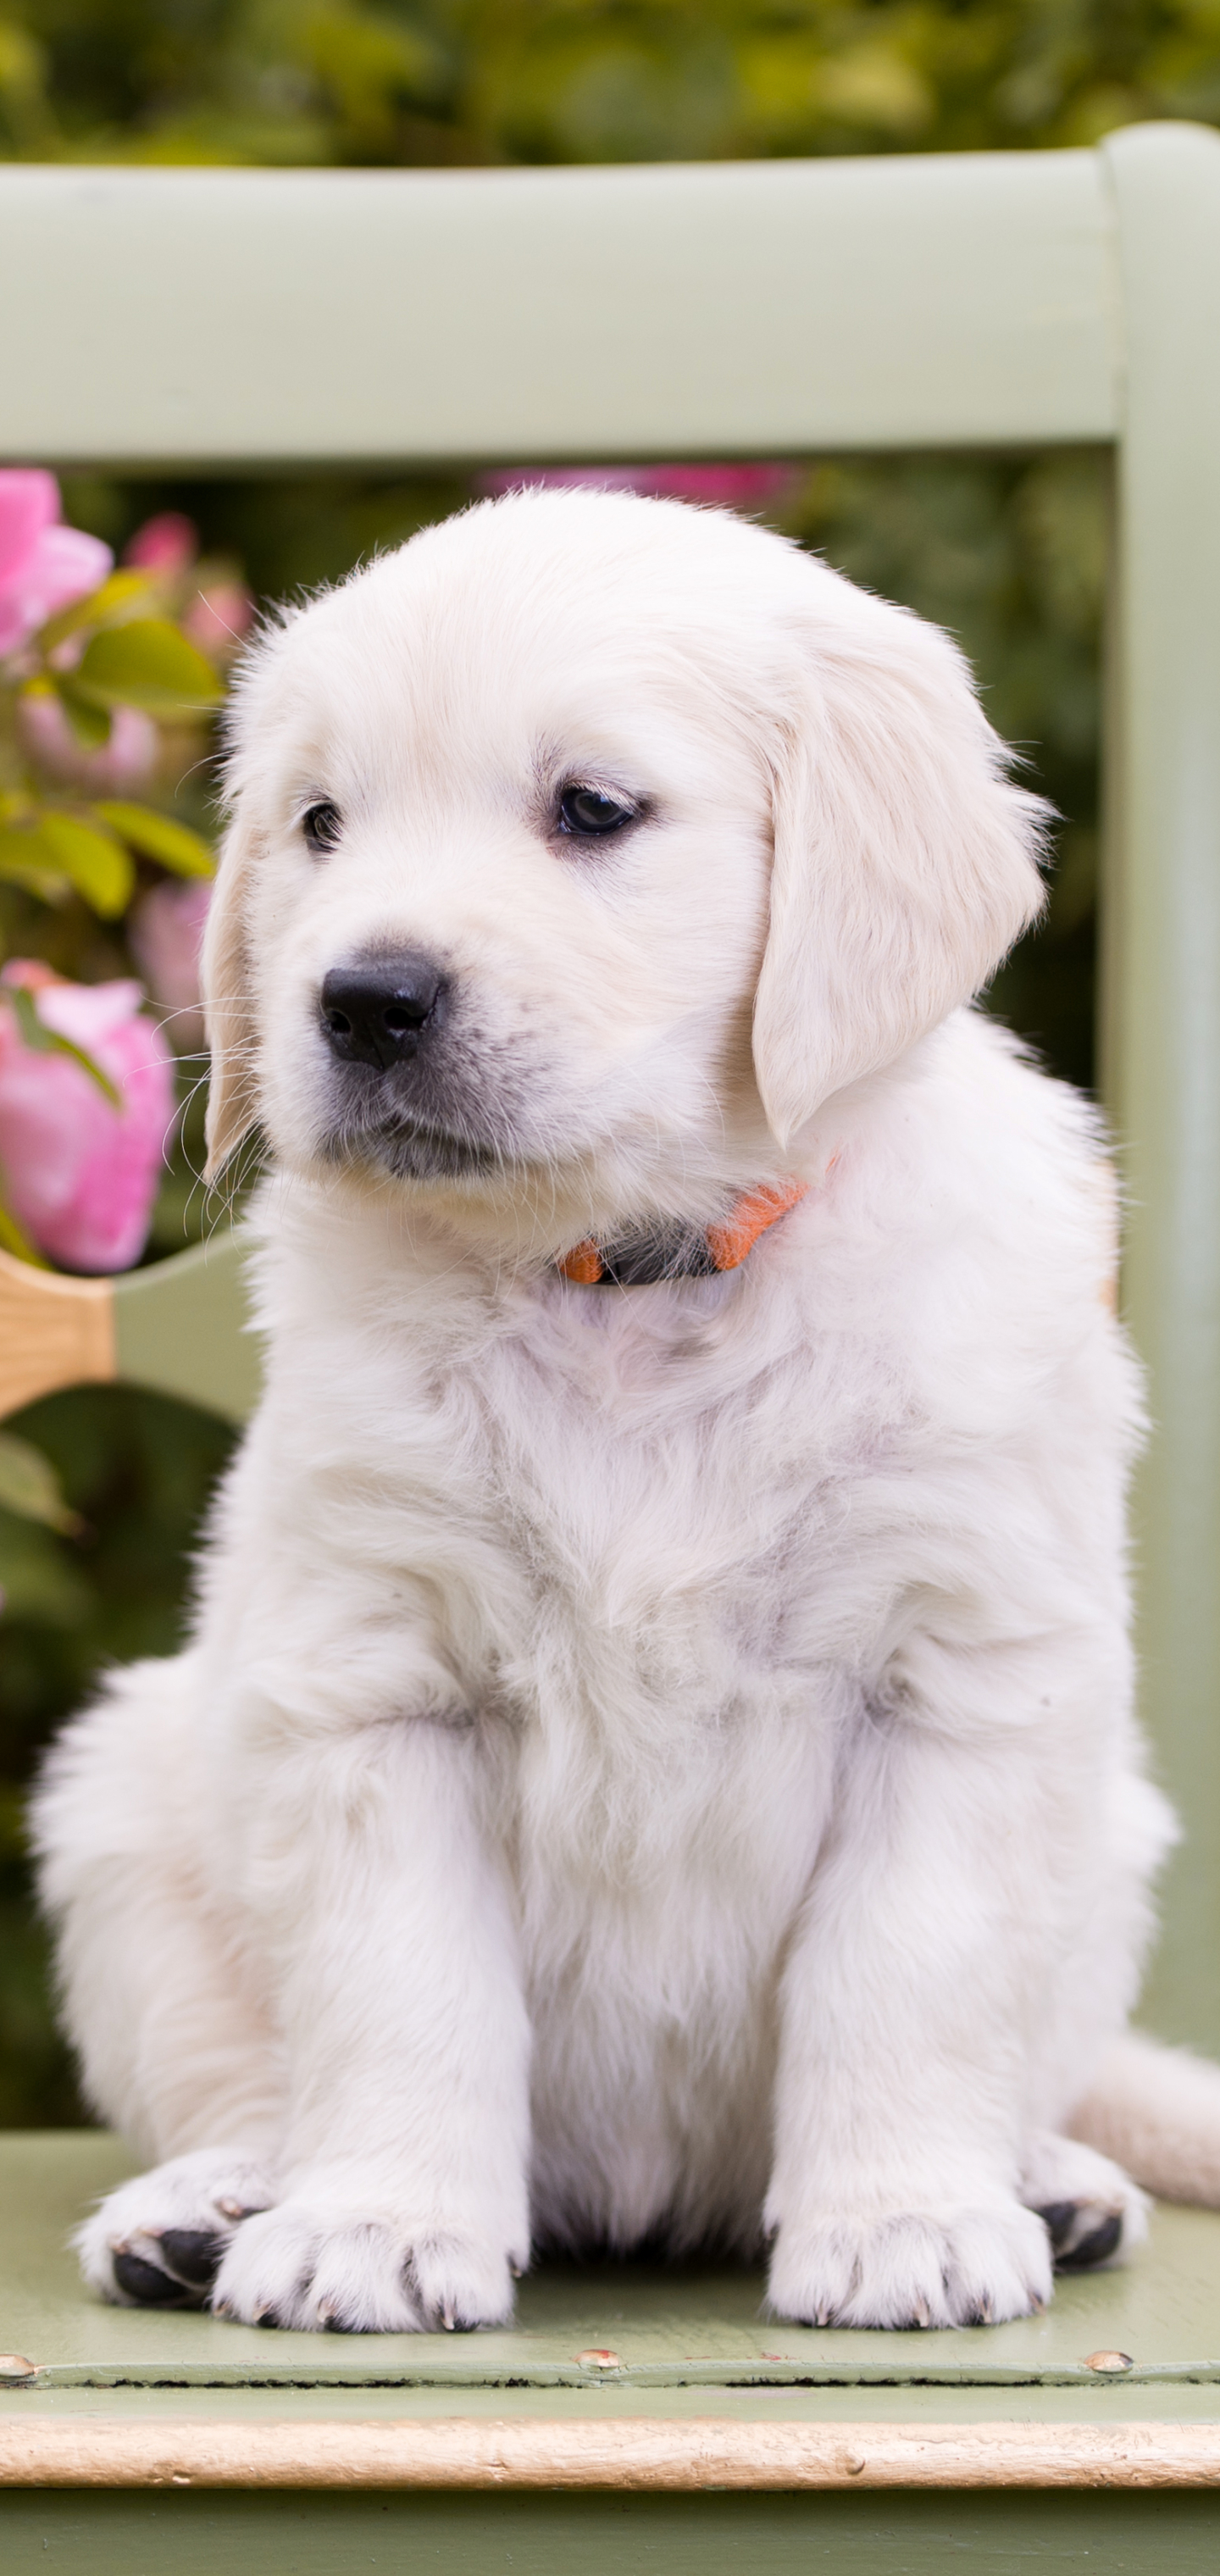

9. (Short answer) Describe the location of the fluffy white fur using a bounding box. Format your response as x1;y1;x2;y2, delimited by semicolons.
32;490;1215;2334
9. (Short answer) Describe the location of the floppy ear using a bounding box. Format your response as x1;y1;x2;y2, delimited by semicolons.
752;608;1047;1146
202;805;262;1182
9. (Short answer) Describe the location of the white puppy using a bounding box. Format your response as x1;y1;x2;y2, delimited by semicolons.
34;490;1220;2334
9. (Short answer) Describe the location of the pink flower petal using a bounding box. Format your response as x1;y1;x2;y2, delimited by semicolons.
0;969;175;1274
0;469;60;584
478;463;798;510
0;523;114;658
34;977;147;1049
124;512;197;575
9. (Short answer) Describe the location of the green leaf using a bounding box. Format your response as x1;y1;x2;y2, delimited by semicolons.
5;985;123;1108
0;1433;80;1535
0;1191;47;1266
0;1516;91;1626
0;823;69;902
73;619;223;718
94;801;215;879
37;813;135;919
36;569;152;656
0;1787;26;1859
53;679;112;751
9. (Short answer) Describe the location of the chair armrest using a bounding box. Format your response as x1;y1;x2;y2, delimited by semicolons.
0;1233;258;1426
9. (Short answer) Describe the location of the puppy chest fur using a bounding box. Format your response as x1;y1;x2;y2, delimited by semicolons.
220;1208;862;2251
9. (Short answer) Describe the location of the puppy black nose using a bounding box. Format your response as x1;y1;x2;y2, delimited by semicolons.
319;957;445;1069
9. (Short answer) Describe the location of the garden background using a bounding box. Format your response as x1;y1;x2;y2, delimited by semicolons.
2;0;1217;2121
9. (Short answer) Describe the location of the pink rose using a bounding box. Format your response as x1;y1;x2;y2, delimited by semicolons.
128;878;212;1052
479;464;798;511
0;470;113;658
18;691;158;789
124;512;197;576
0;964;175;1274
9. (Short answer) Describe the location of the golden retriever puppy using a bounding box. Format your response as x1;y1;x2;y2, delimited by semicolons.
34;491;1220;2333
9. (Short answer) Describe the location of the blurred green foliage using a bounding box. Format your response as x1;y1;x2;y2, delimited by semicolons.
2;0;1219;167
0;1387;235;2121
0;0;1159;2118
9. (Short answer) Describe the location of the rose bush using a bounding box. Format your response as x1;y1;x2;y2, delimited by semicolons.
0;469;235;1274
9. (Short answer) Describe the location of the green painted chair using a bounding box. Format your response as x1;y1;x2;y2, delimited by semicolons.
3;124;1220;2571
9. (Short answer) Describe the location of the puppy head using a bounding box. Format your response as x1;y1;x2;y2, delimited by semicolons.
204;491;1044;1226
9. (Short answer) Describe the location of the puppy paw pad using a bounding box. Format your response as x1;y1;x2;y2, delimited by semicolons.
1036;2201;1124;2271
158;2228;226;2290
1021;2132;1146;2272
111;2248;195;2308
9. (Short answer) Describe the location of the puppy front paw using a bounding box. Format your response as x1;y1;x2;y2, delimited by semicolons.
768;2198;1053;2329
1020;2129;1148;2272
77;2147;278;2309
211;2196;520;2333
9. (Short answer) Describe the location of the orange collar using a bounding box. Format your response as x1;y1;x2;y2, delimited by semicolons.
557;1180;807;1287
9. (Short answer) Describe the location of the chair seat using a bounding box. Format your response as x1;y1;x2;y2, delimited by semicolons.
3;2133;1220;2570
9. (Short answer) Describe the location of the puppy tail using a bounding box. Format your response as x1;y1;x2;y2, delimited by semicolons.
1068;2030;1220;2205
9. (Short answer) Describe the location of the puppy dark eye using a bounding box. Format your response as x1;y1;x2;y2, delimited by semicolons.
557;786;635;839
302;801;342;854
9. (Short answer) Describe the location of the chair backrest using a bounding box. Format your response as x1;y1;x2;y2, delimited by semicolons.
3;124;1219;2053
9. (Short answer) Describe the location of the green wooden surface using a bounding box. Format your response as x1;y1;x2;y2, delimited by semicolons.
113;1232;260;1428
5;2137;1220;2563
3;2133;1220;2394
3;2485;1219;2576
0;155;1117;469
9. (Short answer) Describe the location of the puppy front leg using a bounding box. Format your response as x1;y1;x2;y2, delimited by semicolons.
214;1715;530;2333
766;1663;1078;2328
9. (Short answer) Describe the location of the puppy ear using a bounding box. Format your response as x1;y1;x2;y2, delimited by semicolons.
752;605;1047;1146
202;806;261;1182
